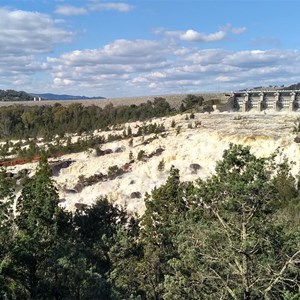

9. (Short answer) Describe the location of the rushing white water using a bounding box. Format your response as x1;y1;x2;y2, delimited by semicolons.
8;111;300;215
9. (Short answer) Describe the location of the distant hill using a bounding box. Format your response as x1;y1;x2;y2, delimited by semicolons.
32;93;106;100
0;89;34;101
283;83;300;90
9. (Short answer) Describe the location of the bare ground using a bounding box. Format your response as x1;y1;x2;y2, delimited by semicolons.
0;93;225;109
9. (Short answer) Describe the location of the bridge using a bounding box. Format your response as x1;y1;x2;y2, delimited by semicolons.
230;90;300;112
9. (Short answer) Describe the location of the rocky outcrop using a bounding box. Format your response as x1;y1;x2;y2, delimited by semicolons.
50;160;74;176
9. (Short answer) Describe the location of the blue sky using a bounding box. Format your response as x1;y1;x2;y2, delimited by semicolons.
1;0;300;98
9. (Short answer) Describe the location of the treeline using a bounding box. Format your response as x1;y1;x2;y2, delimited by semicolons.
0;144;300;299
0;95;206;140
0;89;34;102
0;97;174;140
284;82;300;90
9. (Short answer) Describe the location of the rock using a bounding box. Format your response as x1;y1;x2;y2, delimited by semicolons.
96;148;113;156
65;188;79;194
50;160;74;176
189;163;201;174
73;182;84;193
130;192;142;199
75;203;88;210
153;147;164;156
104;149;113;155
294;136;300;143
115;146;125;153
142;136;157;145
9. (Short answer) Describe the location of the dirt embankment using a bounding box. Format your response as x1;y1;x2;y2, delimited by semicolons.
0;93;226;109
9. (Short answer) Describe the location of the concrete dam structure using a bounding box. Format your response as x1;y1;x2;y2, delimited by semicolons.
231;90;300;112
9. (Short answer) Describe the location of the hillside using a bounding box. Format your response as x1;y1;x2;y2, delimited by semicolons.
0;89;33;101
32;93;106;100
284;82;300;90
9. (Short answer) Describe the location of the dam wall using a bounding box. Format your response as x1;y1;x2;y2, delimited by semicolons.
231;90;300;112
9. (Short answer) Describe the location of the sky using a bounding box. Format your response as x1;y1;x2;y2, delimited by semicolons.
1;0;300;98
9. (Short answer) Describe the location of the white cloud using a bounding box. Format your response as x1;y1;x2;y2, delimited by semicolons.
0;7;74;92
55;5;88;16
0;8;73;55
155;24;247;43
46;37;300;97
180;29;226;42
49;39;170;68
0;6;298;98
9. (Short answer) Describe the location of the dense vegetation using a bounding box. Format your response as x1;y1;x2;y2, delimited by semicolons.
284;82;300;90
0;95;207;141
0;144;299;299
0;98;173;140
0;90;34;102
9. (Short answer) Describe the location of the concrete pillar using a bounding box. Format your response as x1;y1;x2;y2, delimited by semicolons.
242;92;249;112
258;92;264;111
290;92;296;111
274;92;279;111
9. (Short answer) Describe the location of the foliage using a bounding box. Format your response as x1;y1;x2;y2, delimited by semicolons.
1;144;300;299
139;167;193;299
181;94;204;111
0;98;173;140
107;165;123;180
157;159;165;172
137;150;146;161
0;89;34;102
164;144;300;300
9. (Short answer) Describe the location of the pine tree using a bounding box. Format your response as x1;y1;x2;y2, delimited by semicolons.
0;168;16;298
138;167;193;299
12;157;64;298
157;159;165;172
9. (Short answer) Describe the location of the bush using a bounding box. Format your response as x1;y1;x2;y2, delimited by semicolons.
157;159;165;172
107;165;123;179
137;150;146;161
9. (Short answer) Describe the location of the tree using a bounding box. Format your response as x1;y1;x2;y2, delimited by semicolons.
109;217;143;299
157;159;165;172
72;198;129;299
182;94;204;111
138;167;193;299
0;168;16;298
12;157;64;298
164;144;300;300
